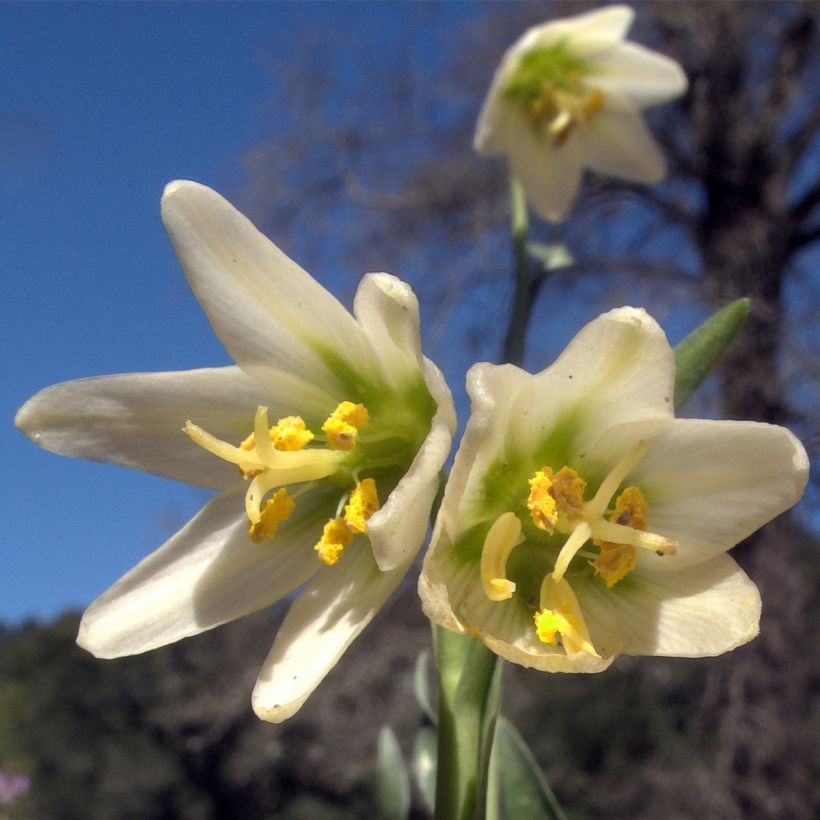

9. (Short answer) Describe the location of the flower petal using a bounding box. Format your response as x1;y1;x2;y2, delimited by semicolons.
77;482;331;657
352;273;424;387
599;553;761;657
161;181;379;409
593;42;688;108
368;357;455;571
578;107;666;182
251;540;411;723
526;5;634;57
15;367;272;488
633;419;810;571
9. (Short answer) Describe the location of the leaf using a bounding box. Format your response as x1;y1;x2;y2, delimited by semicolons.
413;650;437;724
673;298;750;410
376;725;410;820
486;717;568;820
412;725;438;813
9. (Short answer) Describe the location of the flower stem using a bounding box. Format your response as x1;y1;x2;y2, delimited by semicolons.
502;175;533;366
433;625;502;820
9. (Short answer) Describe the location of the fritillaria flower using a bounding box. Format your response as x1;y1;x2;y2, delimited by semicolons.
16;181;455;722
420;308;808;671
474;5;687;221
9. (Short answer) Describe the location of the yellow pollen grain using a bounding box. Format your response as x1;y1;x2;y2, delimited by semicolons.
322;401;369;451
315;517;353;566
527;470;559;533
533;609;569;645
248;488;295;544
270;415;314;451
344;478;379;534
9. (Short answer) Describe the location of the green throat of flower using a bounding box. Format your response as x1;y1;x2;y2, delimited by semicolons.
503;39;604;146
185;390;433;566
478;441;677;656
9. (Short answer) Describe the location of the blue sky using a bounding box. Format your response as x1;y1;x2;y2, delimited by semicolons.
2;2;482;623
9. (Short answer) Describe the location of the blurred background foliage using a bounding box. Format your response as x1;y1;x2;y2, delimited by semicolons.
2;1;819;818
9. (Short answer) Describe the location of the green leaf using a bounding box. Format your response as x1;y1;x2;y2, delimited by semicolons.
487;717;568;820
673;298;750;410
413;725;438;813
413;650;437;724
526;241;574;272
377;725;410;820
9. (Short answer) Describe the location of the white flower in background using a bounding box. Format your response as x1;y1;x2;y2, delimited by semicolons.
474;5;687;221
16;181;455;722
420;308;808;671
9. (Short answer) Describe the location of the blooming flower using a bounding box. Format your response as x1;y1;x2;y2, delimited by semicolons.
16;181;455;722
419;308;808;671
474;5;687;221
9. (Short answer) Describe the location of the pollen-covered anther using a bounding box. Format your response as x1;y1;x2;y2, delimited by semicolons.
535;575;598;656
527;465;586;533
481;512;523;602
248;488;295;544
315;517;353;566
344;478;379;534
322;401;369;451
592;543;636;588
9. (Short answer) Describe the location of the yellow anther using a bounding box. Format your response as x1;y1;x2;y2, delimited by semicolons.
248;488;295;544
269;416;314;452
592;543;636;588
480;512;523;602
527;465;585;533
314;517;353;566
344;478;379;534
527;470;559;533
610;486;648;530
535;575;598;656
322;401;369;451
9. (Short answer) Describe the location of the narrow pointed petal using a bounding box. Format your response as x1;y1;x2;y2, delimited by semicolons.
161;181;378;407
77;483;330;657
578;107;666;182
15;367;273;488
594;43;688;107
353;273;424;387
604;554;761;657
368;360;455;571
633;419;810;571
527;6;634;56
252;541;411;723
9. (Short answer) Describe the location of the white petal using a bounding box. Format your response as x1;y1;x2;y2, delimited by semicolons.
507;124;584;222
368;357;455;571
161;181;378;407
578;107;666;182
251;540;410;723
352;273;424;387
77;482;333;657
15;367;272;488
605;554;761;657
593;43;688;108
633;419;809;571
525;6;634;57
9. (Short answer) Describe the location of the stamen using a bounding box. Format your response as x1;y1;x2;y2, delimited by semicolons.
592;543;636;588
535;575;598;656
344;478;379;534
584;441;649;519
527;470;559;533
270;416;314;452
314;517;353;566
551;521;592;582
480;512;523;602
248;488;295;544
184;420;263;476
322;401;369;451
527;466;585;533
588;520;677;555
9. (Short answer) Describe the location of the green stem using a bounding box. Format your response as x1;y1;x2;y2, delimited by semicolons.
433;626;502;820
502;176;533;366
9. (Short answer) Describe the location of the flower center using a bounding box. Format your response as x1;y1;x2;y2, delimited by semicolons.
480;441;678;655
184;402;380;564
504;40;605;146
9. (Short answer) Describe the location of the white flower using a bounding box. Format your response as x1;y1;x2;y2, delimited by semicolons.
419;308;808;671
474;5;687;221
16;181;455;722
